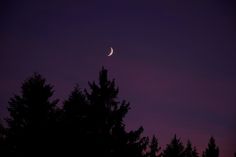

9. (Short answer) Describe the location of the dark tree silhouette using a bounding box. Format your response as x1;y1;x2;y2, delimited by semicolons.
1;67;225;157
184;140;198;157
60;67;148;157
85;67;129;156
202;137;219;157
59;85;89;156
162;134;185;157
147;135;162;157
63;85;88;123
86;67;148;157
6;73;58;156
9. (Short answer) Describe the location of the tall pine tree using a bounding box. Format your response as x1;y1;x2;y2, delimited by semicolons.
62;67;148;157
60;85;89;156
202;137;219;157
6;73;58;157
163;135;185;157
85;67;147;157
147;135;161;157
184;140;198;157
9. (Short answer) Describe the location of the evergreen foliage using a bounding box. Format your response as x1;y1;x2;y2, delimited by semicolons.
0;67;224;157
202;137;219;157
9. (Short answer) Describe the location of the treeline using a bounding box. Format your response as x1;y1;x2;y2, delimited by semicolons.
0;67;226;157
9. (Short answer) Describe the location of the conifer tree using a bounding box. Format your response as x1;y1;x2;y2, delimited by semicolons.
60;85;89;156
6;73;58;156
85;67;148;157
148;135;161;157
162;135;185;157
184;140;198;157
63;85;88;132
202;137;219;157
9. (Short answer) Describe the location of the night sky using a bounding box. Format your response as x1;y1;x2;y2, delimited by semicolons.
1;0;236;156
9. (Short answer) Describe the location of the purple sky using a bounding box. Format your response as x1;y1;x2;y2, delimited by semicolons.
1;0;236;156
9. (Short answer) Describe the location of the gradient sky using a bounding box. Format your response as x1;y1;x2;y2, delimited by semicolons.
1;0;236;156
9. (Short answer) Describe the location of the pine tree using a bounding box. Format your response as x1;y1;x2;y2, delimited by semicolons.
63;85;89;134
184;140;198;157
202;137;219;157
60;85;89;156
85;67;128;135
85;67;148;157
147;135;161;157
6;73;58;156
162;134;185;157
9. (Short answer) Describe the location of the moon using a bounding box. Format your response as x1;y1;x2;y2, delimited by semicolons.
107;47;114;56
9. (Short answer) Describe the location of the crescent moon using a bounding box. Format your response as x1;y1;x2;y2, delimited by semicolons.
107;47;114;56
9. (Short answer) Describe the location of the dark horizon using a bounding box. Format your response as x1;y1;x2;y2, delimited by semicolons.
1;0;236;156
